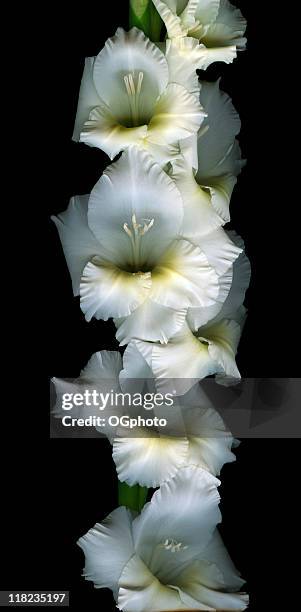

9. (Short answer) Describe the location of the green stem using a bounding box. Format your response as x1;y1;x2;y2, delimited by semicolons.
129;0;163;41
118;481;148;512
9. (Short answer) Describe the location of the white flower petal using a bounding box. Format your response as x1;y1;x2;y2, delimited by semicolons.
80;103;148;160
141;139;181;167
187;434;235;476
180;134;199;170
77;507;134;597
118;554;189;611
92;27;169;119
217;232;251;320
80;350;122;381
151;0;186;38
202;530;246;592
150;238;219;310
194;0;220;25
72;57;101;142
88;147;184;267
170;156;224;239
205;174;238;224
151;323;218;395
195;44;237;69
165;37;206;96
115;299;187;345
183;403;235;475
202;0;247;50
148;83;205;145
133;466;221;583
187;230;247;330
113;435;189;488
51;195;100;296
199;228;242;277
120;341;153;383
187;265;233;331
184;228;240;330
80;259;151;322
215;139;244;177
177;557;248;610
198;318;242;384
197;80;241;181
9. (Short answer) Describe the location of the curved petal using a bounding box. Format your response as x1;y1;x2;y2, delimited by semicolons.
51;195;100;296
170;156;224;239
112;435;189;488
80;259;151;321
151;323;218;395
187;265;233;331
215;138;244;177
80;350;122;382
141;139;181;167
194;0;220;25
148;83;206;145
72;57;101;142
202;0;247;50
199;228;242;277
198;318;242;384
151;238;219;310
115;299;187;345
187;435;235;476
151;0;186;38
133;466;221;584
80;103;148;159
202;530;247;591
77;507;134;597
176;558;248;610
217;232;251;320
180;134;199;170
182;404;235;475
165;38;207;97
194;44;237;68
118;554;190;611
197;80;241;181
93;27;169;120
88;147;184;268
205;174;238;224
120;341;153;383
186;229;241;329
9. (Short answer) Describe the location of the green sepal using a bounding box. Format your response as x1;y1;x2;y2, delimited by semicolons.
118;480;148;512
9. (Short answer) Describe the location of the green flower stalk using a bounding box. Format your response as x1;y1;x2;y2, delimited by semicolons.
118;481;148;512
129;0;163;41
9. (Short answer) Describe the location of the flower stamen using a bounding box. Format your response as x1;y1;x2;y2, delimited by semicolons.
123;213;154;269
123;72;144;126
160;538;188;553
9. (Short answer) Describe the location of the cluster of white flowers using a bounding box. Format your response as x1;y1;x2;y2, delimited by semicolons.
53;1;249;609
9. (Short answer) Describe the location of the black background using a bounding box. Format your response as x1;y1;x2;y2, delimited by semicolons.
3;1;299;610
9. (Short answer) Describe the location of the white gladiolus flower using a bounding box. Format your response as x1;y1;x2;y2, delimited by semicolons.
113;382;236;487
72;27;205;163
52;147;241;344
131;238;251;394
53;348;236;488
172;80;243;240
152;0;247;69
78;466;248;611
149;309;246;395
